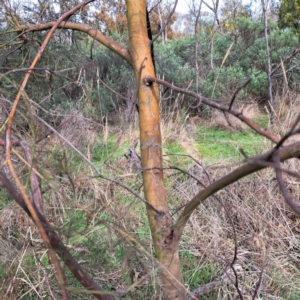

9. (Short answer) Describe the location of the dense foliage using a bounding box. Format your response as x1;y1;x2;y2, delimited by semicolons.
279;0;300;33
2;10;299;123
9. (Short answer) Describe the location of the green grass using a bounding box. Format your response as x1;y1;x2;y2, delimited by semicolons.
254;113;270;128
0;190;12;210
195;126;267;162
181;251;218;291
163;141;191;169
164;141;186;155
93;135;130;163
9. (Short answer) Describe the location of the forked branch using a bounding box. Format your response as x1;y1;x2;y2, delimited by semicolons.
150;0;178;45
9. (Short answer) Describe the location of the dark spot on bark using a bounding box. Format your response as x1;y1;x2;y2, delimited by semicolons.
164;228;175;246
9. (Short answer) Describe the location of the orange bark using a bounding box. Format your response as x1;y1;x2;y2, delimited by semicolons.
126;1;186;299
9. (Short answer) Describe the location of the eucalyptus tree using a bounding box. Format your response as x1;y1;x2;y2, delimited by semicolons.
1;1;300;300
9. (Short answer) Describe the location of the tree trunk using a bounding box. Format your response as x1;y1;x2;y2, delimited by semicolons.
261;0;274;124
126;1;187;299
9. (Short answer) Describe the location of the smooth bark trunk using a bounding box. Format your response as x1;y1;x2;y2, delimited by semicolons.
126;1;186;299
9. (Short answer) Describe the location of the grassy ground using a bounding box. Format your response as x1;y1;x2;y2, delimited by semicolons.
1;104;300;299
195;125;267;162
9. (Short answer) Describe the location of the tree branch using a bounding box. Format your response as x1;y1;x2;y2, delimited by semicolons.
0;171;116;300
150;0;178;45
17;21;132;65
144;76;279;143
271;48;300;75
273;149;300;215
175;141;300;238
229;77;252;110
19;139;69;299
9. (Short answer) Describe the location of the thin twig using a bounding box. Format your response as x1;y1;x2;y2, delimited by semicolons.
35;115;161;213
19;140;69;299
228;77;252;110
0;67;73;82
150;0;178;45
271;48;300;75
163;153;211;184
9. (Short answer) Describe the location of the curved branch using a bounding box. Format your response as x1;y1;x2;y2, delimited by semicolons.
17;21;132;65
144;76;280;143
19;140;69;299
273;149;300;216
0;171;115;300
175;141;300;238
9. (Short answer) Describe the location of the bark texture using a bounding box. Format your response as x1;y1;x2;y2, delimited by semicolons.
126;1;186;299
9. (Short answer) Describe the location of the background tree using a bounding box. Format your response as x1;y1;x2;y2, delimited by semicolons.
278;0;300;34
261;0;274;123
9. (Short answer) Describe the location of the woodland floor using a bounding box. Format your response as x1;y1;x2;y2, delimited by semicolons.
1;95;300;299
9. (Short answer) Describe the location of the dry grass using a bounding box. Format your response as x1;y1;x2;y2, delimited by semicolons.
210;103;260;131
1;92;300;299
176;164;300;299
274;91;300;139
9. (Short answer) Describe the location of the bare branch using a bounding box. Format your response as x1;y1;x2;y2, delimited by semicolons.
144;76;280;143
19;141;44;214
261;0;274;123
271;48;300;75
273;149;300;216
175;141;300;237
17;21;132;65
150;0;178;45
0;171;116;300
163;153;211;184
229;77;252;110
0;67;74;82
148;1;162;13
19;139;69;299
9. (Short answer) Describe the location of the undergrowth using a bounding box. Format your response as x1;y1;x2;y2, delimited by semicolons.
195;125;268;162
1;93;300;299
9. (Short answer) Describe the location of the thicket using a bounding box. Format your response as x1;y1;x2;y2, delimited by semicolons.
1;16;299;123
